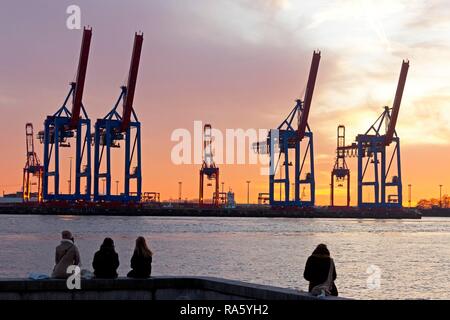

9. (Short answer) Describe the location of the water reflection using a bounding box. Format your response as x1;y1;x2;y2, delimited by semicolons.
0;215;449;299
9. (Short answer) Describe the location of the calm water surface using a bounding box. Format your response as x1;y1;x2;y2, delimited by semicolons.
0;215;449;300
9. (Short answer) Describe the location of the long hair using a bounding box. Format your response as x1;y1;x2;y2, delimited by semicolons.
134;236;153;257
312;243;330;257
101;237;115;250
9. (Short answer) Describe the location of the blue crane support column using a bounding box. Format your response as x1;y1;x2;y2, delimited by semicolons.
93;32;143;202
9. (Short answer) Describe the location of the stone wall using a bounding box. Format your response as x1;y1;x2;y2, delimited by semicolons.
0;276;345;300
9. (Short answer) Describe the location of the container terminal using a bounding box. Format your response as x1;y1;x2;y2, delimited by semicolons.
2;27;424;219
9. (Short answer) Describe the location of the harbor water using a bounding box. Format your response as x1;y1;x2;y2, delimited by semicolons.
0;215;449;299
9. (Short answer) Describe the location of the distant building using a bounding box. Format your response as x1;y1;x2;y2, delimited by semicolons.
226;191;236;209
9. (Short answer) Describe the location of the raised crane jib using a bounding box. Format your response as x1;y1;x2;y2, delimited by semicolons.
385;60;409;146
68;27;92;129
298;50;321;141
120;32;144;133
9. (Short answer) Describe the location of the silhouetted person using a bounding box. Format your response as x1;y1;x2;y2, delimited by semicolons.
52;230;81;279
303;244;338;296
127;236;153;278
92;238;119;279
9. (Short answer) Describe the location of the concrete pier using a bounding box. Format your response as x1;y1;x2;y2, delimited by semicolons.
0;276;344;300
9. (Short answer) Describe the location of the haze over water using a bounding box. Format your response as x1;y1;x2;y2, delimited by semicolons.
0;215;449;300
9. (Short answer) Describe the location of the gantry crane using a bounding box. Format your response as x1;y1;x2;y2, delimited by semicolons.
339;60;409;208
93;32;143;202
330;125;350;207
39;27;92;201
199;124;220;206
254;51;320;207
23;123;43;202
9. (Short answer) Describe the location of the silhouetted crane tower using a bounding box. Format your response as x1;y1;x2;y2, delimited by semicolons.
39;27;92;201
199;124;220;206
330;125;350;207
338;60;409;208
23;123;43;202
254;51;320;207
93;32;143;202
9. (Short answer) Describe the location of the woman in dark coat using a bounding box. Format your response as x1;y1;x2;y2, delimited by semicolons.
127;236;153;278
303;244;338;296
92;238;120;279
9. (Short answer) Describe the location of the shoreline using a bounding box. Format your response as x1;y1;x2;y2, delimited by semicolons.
0;203;422;219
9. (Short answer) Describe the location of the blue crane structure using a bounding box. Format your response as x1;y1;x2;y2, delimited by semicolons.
254;51;321;207
39;27;92;201
339;60;409;208
93;32;143;202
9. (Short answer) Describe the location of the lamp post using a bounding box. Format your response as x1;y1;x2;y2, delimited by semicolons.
115;180;119;195
68;157;73;194
279;167;282;201
178;181;182;202
330;183;333;206
408;184;412;208
102;178;106;195
246;180;251;204
439;184;443;208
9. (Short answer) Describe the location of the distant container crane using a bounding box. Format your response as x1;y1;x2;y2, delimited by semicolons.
199;124;220;206
23;123;43;202
93;32;143;202
254;51;321;207
330;125;350;207
39;27;92;201
338;60;409;208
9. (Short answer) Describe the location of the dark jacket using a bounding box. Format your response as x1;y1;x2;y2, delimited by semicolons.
92;247;119;278
303;254;338;296
127;252;152;278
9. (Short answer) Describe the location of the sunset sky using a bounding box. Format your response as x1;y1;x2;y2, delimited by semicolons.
1;0;450;205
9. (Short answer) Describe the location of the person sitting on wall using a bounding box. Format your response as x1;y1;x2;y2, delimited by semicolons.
52;230;81;279
303;243;338;296
92;238;120;279
127;236;153;278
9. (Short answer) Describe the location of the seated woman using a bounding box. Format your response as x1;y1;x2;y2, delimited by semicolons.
303;243;338;296
127;236;153;278
92;238;120;279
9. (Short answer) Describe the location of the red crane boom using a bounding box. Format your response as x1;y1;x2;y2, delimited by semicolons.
120;32;144;132
385;60;409;145
68;27;92;129
298;50;321;140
